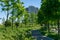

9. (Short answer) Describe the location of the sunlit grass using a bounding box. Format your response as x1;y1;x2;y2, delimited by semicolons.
0;23;59;40
0;24;41;40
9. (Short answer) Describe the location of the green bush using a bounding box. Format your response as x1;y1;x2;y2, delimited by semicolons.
47;33;58;40
15;22;19;27
4;20;11;27
39;26;47;35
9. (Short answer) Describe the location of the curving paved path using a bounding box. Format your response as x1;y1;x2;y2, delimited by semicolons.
31;30;54;40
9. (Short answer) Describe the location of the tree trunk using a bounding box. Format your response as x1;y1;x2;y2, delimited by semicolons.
44;22;50;34
57;19;60;40
46;22;50;34
12;15;13;29
48;22;50;34
6;11;9;21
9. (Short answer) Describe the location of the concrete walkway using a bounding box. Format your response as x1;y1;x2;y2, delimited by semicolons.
31;30;54;40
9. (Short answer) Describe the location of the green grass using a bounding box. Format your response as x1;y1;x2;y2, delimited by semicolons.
0;24;40;40
0;24;59;40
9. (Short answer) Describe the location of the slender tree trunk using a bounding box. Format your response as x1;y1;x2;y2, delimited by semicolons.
12;4;14;29
57;19;60;40
44;22;47;28
46;22;50;34
12;15;13;29
6;11;9;21
44;22;50;34
17;18;20;27
45;22;50;34
12;10;14;29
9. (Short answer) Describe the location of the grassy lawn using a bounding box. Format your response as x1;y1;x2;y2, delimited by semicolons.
0;24;41;40
0;24;59;40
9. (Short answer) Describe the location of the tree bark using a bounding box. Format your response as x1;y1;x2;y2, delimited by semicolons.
6;11;9;21
44;22;50;34
47;22;50;34
57;19;60;40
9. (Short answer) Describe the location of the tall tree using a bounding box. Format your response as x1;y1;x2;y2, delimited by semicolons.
38;0;60;36
0;0;26;27
10;0;26;27
0;0;11;21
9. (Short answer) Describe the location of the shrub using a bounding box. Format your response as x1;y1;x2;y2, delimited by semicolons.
15;22;19;27
39;26;47;35
47;33;58;40
4;20;11;27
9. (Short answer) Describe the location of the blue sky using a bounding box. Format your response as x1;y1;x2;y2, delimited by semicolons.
0;0;41;24
21;0;41;8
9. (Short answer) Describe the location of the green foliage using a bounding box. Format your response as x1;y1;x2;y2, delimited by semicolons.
15;22;19;27
0;0;12;21
37;10;45;23
39;26;48;35
0;24;41;40
38;0;60;23
4;20;11;27
47;33;59;40
0;0;60;40
38;0;60;39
